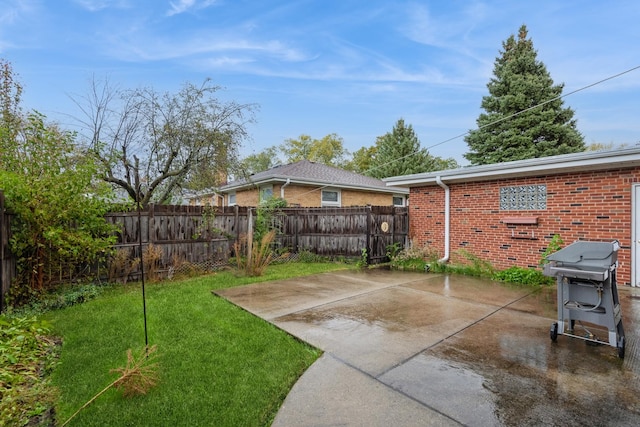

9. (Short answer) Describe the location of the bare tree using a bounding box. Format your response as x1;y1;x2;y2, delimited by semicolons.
73;77;257;206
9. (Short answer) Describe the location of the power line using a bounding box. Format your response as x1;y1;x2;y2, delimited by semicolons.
283;64;640;202
424;63;640;153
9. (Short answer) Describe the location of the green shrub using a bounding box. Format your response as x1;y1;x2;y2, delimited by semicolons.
356;248;368;268
493;266;553;286
385;242;402;260
540;234;564;266
390;246;433;271
297;250;327;263
425;249;495;278
6;282;112;317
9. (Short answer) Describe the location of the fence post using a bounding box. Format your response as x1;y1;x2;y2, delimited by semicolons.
148;203;155;246
391;206;396;248
294;209;299;252
366;205;372;264
234;205;240;243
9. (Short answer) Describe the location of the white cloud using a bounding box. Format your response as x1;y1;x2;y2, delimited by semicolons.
0;0;37;24
166;0;217;17
73;0;131;12
103;26;312;67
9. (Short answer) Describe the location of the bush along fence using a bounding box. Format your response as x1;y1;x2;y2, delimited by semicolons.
0;203;408;305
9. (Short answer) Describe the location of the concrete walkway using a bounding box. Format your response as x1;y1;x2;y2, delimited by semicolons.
215;269;640;426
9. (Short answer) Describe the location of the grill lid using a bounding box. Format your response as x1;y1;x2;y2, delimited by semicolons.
545;240;619;270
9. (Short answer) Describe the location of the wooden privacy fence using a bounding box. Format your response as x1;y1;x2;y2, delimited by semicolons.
105;204;241;280
106;204;408;275
273;206;408;263
0;203;409;304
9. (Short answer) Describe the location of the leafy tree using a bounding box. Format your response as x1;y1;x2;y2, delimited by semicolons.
0;58;22;139
236;146;281;176
429;156;460;171
368;118;457;178
344;145;377;174
0;113;116;299
280;133;349;167
0;60;115;301
75;77;256;206
464;25;585;165
586;142;625;151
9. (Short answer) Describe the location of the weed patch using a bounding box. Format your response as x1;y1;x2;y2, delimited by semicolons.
0;316;59;426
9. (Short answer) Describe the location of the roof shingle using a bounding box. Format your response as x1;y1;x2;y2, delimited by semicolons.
221;160;406;193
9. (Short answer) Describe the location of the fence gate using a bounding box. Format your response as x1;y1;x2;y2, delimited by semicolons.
276;205;408;263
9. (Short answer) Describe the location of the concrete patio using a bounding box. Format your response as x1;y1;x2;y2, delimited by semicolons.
214;269;640;426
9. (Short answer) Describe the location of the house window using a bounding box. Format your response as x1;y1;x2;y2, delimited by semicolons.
321;189;341;207
228;193;236;206
259;185;273;203
500;185;546;210
393;195;406;207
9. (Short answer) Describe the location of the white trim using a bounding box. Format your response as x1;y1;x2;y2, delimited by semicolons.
222;177;409;194
321;188;341;207
383;147;640;187
392;194;406;207
259;185;273;203
228;192;236;206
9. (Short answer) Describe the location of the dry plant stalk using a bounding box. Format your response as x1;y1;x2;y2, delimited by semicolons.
250;230;275;276
111;345;160;397
233;230;277;276
60;345;160;427
108;248;140;284
143;244;163;282
233;234;248;271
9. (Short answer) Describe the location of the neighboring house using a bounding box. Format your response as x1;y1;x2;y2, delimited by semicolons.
218;160;409;208
184;189;224;207
383;147;640;287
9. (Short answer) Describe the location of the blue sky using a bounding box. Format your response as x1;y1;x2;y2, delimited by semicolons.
1;0;639;165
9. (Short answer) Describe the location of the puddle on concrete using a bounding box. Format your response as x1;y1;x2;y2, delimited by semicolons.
428;312;640;426
379;354;500;427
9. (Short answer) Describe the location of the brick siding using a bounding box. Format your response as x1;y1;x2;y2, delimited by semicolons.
409;167;640;285
232;184;398;207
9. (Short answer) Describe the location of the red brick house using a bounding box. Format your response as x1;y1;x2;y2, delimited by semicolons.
383;147;640;287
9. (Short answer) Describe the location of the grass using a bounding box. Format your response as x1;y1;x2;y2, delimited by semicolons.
43;262;351;426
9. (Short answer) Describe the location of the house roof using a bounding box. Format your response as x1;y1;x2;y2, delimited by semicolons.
383;147;640;187
220;160;409;194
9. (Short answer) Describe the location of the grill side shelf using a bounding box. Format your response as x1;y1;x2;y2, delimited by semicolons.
543;265;609;281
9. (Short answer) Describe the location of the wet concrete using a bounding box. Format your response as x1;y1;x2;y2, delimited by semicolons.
214;269;640;426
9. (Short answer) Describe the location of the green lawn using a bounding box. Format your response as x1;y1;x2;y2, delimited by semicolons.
44;263;350;426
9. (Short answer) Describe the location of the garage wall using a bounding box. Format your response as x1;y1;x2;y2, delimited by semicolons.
409;167;640;285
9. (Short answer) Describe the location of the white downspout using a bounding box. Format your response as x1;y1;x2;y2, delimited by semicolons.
436;176;450;263
280;178;291;199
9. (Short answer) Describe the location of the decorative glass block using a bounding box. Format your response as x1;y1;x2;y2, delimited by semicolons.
500;185;546;210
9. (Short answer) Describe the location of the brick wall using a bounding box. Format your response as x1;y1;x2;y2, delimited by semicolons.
342;189;394;207
235;188;259;206
409;167;640;285
233;184;399;207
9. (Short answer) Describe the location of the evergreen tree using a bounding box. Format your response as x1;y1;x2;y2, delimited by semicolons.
464;25;585;165
369;118;432;178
